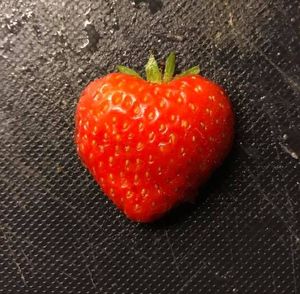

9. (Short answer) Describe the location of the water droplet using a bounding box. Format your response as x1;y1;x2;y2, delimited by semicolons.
131;0;163;14
79;20;100;53
0;53;8;60
80;39;89;49
281;128;300;160
111;17;119;32
3;14;24;34
84;7;91;16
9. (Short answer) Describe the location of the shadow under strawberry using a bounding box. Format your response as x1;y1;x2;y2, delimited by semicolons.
147;144;238;229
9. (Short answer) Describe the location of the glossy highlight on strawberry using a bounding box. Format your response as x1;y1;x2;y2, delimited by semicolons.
75;53;234;222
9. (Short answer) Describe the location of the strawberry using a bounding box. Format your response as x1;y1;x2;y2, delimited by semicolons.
75;53;234;222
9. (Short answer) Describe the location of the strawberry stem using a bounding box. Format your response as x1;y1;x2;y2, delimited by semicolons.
117;52;200;84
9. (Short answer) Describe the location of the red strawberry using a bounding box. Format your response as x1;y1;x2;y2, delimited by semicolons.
75;53;234;222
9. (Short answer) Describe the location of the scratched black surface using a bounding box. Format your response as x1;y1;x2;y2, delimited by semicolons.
0;0;300;293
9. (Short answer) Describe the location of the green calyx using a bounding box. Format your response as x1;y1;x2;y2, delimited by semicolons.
117;52;200;84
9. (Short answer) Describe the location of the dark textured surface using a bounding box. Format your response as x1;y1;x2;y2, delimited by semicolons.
0;0;300;293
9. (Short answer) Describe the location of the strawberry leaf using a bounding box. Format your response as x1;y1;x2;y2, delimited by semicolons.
145;54;162;84
163;52;176;83
117;65;142;78
176;66;200;78
117;53;200;83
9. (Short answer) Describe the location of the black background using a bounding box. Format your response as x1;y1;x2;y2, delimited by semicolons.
0;0;300;293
